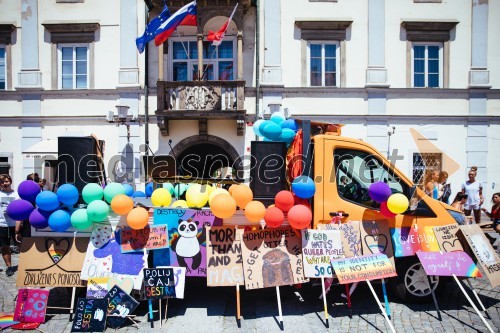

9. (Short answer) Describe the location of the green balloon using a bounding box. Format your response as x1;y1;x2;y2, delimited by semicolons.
104;182;126;203
162;182;175;195
87;200;109;222
70;208;93;230
82;183;104;204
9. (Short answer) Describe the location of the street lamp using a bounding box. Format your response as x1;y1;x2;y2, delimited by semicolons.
106;105;140;142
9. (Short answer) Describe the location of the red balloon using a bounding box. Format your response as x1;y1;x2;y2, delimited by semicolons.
264;207;284;228
275;191;295;212
287;205;312;229
380;202;397;218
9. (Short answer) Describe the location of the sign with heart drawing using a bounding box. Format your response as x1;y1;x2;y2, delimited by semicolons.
360;220;395;266
433;224;466;253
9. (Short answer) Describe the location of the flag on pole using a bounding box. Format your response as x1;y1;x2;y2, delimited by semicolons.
154;1;198;47
207;3;238;46
136;6;171;54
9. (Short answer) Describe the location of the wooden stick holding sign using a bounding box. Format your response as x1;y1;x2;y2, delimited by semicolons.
276;286;283;330
366;280;397;333
464;278;489;317
236;282;241;325
320;277;329;327
381;278;391;319
143;267;176;327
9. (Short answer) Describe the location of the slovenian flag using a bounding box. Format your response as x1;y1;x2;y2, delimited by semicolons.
136;6;171;54
207;3;238;46
154;1;197;47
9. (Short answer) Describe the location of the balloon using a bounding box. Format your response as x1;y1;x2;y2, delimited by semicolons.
253;119;265;137
228;184;238;195
244;200;266;223
264;207;284;228
35;191;60;211
82;183;104;204
145;182;154;197
208;188;230;205
127;207;149;230
123;184;134;197
291;176;316;199
173;183;188;197
171;199;188;208
369;182;392;203
185;184;209;208
280;119;298;132
270;112;286;124
260;121;283;141
132;191;146;198
210;194;237;219
48;210;72;232
231;185;253;209
29;208;51;229
6;199;34;221
151;188;172;207
57;184;79;206
275;191;295;212
287;205;312;229
111;194;134;215
279;128;296;144
70;208;93;230
87;200;109;222
162;183;175;195
387;193;409;214
104;182;126;203
17;180;41;202
380;202;397;218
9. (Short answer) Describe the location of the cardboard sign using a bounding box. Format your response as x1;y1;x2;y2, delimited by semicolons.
390;228;416;257
14;289;49;323
86;277;109;299
71;298;108;333
416;251;481;277
239;227;308;290
330;253;397;284
120;226;168;253
360;221;395;265
90;223;113;248
301;229;342;278
143;268;176;299
460;224;500;287
206;226;244;286
158;266;186;299
433;224;466;252
153;208;221;276
17;237;88;287
107;277;134;295
409;226;440;252
104;285;139;329
317;221;362;257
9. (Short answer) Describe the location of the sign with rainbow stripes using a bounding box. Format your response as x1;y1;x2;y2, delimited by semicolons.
330;253;397;284
416;251;481;277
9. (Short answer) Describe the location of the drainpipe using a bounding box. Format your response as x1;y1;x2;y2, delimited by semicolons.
255;0;260;122
144;2;150;183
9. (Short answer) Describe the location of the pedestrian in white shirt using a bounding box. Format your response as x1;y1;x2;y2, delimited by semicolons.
0;174;22;276
461;166;483;224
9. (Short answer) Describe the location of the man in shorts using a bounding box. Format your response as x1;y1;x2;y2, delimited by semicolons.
0;174;22;276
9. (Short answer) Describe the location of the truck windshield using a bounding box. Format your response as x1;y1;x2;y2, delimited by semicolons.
334;148;410;209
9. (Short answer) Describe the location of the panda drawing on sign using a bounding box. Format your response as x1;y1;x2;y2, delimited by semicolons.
171;215;207;271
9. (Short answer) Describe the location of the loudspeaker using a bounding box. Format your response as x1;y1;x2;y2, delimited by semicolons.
57;137;104;193
250;141;287;198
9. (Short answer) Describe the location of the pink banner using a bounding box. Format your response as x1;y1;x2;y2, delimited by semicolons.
416;251;482;277
14;289;49;323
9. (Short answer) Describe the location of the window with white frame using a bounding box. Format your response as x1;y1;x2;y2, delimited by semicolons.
412;43;442;88
308;42;339;87
58;44;88;89
170;39;235;81
0;46;6;90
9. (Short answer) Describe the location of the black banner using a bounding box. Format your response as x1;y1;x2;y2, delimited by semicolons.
144;268;176;299
71;298;108;332
104;285;139;329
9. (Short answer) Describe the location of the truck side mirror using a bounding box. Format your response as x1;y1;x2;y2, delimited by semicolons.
408;185;418;212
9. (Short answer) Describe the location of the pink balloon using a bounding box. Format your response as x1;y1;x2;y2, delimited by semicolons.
380;202;397;218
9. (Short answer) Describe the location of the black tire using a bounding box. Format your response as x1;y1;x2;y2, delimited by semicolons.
389;256;447;303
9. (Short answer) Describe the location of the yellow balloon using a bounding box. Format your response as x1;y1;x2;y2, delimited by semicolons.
206;184;216;195
208;188;230;205
171;199;188;208
151;188;172;207
186;184;209;208
387;193;409;214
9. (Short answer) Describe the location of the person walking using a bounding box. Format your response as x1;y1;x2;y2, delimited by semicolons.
482;193;500;233
0;174;22;276
461;166;483;224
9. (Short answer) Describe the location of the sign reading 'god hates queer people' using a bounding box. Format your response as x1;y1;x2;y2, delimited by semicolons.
301;229;342;278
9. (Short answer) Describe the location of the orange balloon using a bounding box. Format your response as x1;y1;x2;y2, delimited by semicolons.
127;207;149;230
275;191;295;212
264;207;284;228
231;185;253;208
244;200;266;223
111;194;134;216
210;194;237;219
228;184;238;195
287;204;312;229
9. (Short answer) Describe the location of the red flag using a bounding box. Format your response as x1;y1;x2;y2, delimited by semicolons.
207;3;238;46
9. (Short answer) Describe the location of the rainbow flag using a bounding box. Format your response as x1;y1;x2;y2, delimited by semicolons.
0;313;19;329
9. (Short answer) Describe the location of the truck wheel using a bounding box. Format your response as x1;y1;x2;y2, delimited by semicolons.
390;257;446;303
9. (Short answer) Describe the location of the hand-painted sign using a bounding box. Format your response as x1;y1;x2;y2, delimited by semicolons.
433;224;465;252
0;314;19;330
157;266;186;299
330;253;397;284
14;289;49;323
120;226;168;253
317;221;362;257
409;226;440;252
301;229;342;278
390;228;416;257
143;268;176;299
239;226;308;290
104;285;139;329
416;251;481;277
17;237;87;287
86;277;109;299
71;298;108;333
206;226;244;286
360;221;395;266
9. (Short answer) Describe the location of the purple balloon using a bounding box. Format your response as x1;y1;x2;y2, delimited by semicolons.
18;180;41;202
368;181;392;203
29;208;51;229
6;199;34;221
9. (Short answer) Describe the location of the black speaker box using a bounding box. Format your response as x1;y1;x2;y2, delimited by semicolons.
142;155;177;181
250;141;287;198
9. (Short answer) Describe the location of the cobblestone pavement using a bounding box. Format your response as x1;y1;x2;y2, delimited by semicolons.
1;252;499;333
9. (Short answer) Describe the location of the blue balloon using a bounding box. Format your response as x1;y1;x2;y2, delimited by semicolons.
280;119;298;132
132;191;147;198
292;176;316;199
279;128;296;144
260;121;283;141
6;199;34;221
48;209;72;232
252;119;265;137
123;184;134;197
270;112;286;124
57;184;79;206
36;191;60;211
145;183;154;197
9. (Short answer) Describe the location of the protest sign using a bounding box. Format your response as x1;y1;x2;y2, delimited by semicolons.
460;224;500;287
360;221;395;265
17;237;88;287
158;266;186;299
120;226;168;253
0;314;19;330
416;251;481;277
14;289;49;323
153;208;221;276
239;226;308;290
390;228;416;257
317;221;362;257
433;224;465;252
90;223;113;248
71;298;108;332
143;268;176;299
104;285;139;329
409;226;440;252
330;253;397;284
301;229;342;278
206;226;244;286
107;277;134;294
86;277;109;299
